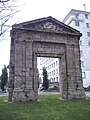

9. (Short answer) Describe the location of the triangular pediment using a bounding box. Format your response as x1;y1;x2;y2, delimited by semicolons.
13;16;81;36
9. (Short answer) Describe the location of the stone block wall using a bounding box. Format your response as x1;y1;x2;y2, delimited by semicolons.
8;18;86;102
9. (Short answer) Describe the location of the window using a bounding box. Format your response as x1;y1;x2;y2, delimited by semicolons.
79;40;82;46
75;21;80;26
86;23;89;28
54;70;55;75
48;66;49;70
50;72;51;76
56;77;58;82
48;72;49;76
82;72;86;79
75;14;79;18
81;61;84;68
51;78;53;82
53;62;55;67
85;14;88;19
87;32;90;37
52;64;53;68
54;78;55;82
80;50;83;56
56;69;58;74
52;78;55;82
88;41;90;47
50;65;51;69
56;61;58;66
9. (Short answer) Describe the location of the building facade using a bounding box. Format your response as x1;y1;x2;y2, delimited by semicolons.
37;57;59;84
63;9;90;87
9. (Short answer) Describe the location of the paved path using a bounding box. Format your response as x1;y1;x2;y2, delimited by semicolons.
0;91;90;97
39;91;90;97
85;92;90;97
0;90;8;96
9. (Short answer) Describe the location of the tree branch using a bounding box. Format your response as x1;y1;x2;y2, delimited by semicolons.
0;0;10;2
0;0;19;37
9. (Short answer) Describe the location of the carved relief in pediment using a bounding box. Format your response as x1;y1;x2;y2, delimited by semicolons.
14;16;81;35
36;22;63;32
43;22;56;30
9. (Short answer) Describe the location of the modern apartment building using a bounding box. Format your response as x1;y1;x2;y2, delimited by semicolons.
63;9;90;87
37;57;59;84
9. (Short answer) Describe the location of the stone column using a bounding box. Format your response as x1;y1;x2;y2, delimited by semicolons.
33;52;38;98
66;44;86;99
8;37;15;102
59;52;68;99
12;40;37;101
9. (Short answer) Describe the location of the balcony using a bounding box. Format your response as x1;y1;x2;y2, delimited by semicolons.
67;16;84;25
72;16;84;22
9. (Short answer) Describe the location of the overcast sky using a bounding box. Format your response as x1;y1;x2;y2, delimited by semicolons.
0;0;90;75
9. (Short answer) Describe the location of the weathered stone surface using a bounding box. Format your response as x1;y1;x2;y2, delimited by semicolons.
9;16;85;102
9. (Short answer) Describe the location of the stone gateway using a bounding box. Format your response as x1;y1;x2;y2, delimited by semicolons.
8;16;86;102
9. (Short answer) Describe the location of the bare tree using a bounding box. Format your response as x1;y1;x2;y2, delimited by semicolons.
0;0;19;36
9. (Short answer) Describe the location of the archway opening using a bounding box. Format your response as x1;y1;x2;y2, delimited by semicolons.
37;57;60;95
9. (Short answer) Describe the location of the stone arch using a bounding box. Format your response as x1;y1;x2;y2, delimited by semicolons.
33;41;67;99
8;16;86;102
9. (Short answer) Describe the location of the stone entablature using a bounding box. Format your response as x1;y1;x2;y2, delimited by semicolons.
9;16;85;102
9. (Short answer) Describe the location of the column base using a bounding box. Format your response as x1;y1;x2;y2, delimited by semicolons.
12;88;38;102
60;90;86;100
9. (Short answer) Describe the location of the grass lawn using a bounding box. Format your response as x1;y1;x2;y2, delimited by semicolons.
0;94;90;120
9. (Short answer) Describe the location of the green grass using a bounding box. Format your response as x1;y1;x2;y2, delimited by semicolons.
0;94;90;120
